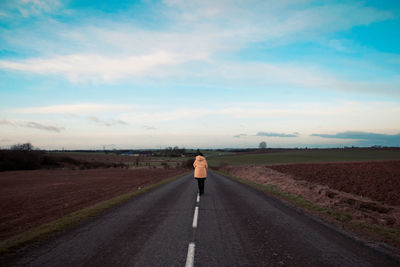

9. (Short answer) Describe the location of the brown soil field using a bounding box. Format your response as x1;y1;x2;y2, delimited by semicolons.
220;162;400;247
268;160;400;206
0;168;185;241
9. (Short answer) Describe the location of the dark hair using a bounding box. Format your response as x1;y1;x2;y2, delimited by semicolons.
198;152;204;156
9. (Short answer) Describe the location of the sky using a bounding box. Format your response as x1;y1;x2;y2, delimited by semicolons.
0;0;400;149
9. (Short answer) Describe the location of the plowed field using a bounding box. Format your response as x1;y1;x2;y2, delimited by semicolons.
269;161;400;206
0;168;185;241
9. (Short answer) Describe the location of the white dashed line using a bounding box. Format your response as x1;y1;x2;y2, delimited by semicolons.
192;206;199;228
186;194;199;266
185;242;195;267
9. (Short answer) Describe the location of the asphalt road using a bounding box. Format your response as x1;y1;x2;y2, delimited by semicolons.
4;171;399;266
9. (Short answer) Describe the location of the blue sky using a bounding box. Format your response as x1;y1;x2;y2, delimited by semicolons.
0;0;399;149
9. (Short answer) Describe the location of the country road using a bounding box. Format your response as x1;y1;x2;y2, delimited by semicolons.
4;171;399;266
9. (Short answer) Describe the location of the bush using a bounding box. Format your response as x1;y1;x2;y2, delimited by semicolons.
161;162;169;169
0;150;42;171
0;149;129;172
211;162;228;171
183;158;195;169
58;156;79;165
40;155;60;167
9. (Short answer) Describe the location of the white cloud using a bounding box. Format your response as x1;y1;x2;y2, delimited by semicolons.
273;3;392;37
216;102;354;119
233;133;248;138
0;0;394;86
0;0;62;17
2;53;398;95
160;1;392;43
120;108;213;124
327;39;354;52
143;125;156;131
7;101;400;135
88;116;128;127
116;101;400;136
203;61;400;96
12;103;135;114
2;100;400;149
0;51;195;82
0;119;64;132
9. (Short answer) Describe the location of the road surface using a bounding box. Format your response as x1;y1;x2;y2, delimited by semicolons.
4;171;399;266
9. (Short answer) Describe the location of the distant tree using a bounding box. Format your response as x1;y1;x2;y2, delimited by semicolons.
259;141;267;149
135;156;140;167
11;143;33;151
162;146;185;157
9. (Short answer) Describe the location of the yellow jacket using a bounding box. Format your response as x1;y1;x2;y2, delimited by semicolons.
193;155;208;178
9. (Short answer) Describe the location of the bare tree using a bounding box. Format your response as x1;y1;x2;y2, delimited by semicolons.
259;141;267;149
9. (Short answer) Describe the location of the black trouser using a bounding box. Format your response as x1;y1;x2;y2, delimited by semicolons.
195;178;206;194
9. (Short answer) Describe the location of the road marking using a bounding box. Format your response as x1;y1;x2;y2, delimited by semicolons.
187;195;199;266
185;242;195;267
192;206;199;228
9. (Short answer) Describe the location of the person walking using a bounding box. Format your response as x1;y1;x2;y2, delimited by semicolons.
193;152;208;195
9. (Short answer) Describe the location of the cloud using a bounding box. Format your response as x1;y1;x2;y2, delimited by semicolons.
256;132;298;138
120;108;212;123
12;103;134;114
162;1;392;34
0;0;62;18
270;3;392;39
88;116;127;127
233;133;247;138
24;121;64;132
143;125;156;130
208;62;400;97
19;0;61;17
234;132;299;138
327;39;354;52
311;131;400;146
158;0;393;57
2;49;398;97
0;119;14;126
0;119;64;132
0;52;191;82
115;101;400;130
0;0;395;88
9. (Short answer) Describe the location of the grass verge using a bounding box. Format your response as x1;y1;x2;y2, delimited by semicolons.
353;222;400;246
215;170;352;223
0;171;189;259
215;170;400;248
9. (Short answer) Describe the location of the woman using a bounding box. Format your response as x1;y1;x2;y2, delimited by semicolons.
193;152;208;195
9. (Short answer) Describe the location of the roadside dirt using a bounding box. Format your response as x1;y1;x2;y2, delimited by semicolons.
0;168;185;241
220;162;400;230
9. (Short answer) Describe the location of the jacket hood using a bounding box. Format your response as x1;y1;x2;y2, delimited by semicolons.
196;155;205;161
